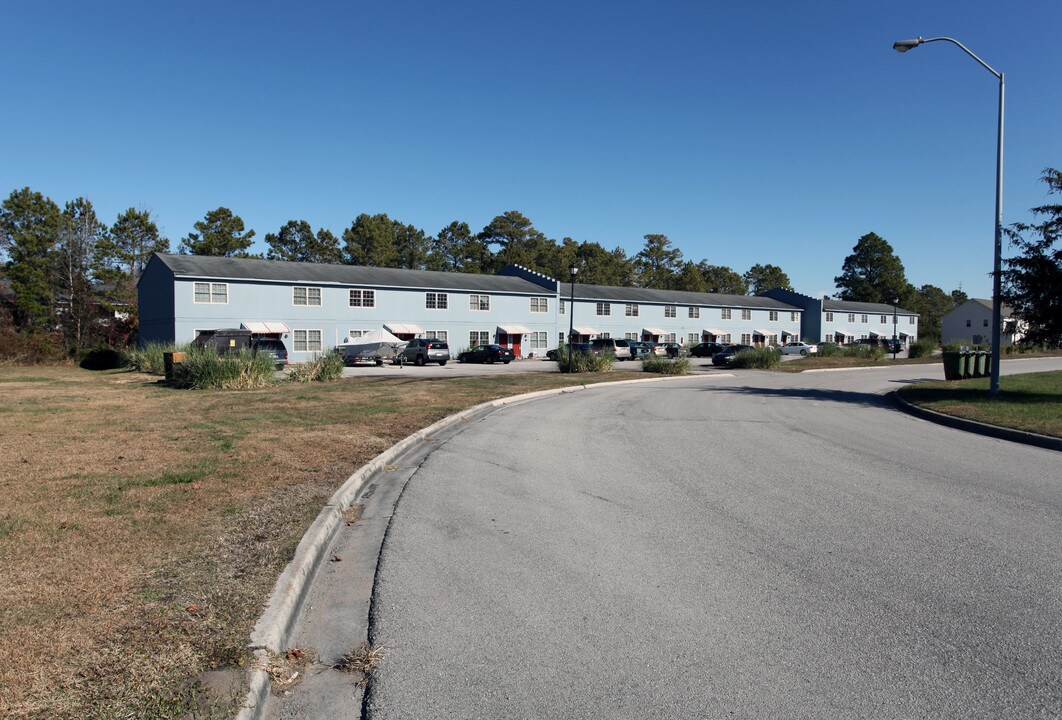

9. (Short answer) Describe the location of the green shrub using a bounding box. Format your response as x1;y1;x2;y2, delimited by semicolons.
79;346;128;370
817;342;842;357
843;344;886;360
287;352;345;383
729;347;781;369
169;347;277;389
557;347;614;373
125;342;188;375
908;339;936;359
641;355;690;375
941;341;965;352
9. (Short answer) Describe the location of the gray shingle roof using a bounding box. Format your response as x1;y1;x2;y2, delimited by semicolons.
154;254;551;295
571;283;800;309
823;298;916;316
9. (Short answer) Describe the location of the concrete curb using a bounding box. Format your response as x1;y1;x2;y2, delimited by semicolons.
888;391;1062;453
237;371;732;718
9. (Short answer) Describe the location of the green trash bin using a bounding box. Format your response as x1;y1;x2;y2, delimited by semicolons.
942;350;965;381
971;351;987;378
982;350;992;379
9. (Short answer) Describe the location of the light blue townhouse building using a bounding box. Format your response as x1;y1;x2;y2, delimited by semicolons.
761;289;919;346
139;254;912;361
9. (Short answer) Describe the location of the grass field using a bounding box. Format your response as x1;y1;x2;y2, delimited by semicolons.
0;365;642;718
897;370;1062;438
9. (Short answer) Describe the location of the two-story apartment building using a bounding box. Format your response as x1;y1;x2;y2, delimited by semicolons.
761;289;919;346
138;254;812;360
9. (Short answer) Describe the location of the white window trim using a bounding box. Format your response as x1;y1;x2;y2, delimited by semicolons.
425;292;448;310
530;297;549;313
293;328;323;352
469;294;490;312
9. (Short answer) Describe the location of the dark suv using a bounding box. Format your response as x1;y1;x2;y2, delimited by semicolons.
252;338;289;369
398;338;450;366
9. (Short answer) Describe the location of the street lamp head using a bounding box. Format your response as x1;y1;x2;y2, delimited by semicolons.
569;264;578;277
892;37;923;53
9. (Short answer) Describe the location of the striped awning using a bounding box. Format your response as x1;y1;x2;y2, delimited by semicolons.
754;329;775;337
704;328;727;336
642;327;666;336
241;321;290;334
384;323;425;335
497;325;532;335
572;326;597;335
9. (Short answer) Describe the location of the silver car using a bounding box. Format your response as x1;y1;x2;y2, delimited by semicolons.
779;342;818;356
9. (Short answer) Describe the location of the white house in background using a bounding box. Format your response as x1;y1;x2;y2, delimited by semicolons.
941;299;1025;346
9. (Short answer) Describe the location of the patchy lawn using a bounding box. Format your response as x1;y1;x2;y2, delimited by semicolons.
897;370;1062;438
0;365;641;718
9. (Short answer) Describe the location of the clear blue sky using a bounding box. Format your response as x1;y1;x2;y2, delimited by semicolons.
3;1;1059;300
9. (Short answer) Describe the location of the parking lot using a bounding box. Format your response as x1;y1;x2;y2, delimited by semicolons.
340;356;731;379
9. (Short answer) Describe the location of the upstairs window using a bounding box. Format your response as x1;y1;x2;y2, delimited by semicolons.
688;307;700;319
721;308;732;320
769;311;779;321
293;287;322;307
825;312;834;322
664;305;676;318
625;304;639;317
469;294;490;311
530;297;549;313
741;309;751;320
425;292;448;310
596;302;611;316
194;282;228;304
349;289;376;308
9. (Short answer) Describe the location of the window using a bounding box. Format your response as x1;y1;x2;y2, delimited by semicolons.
469;331;489;346
983;319;989;327
966;319;972;327
596;302;611;316
825;312;834;322
349;289;375;307
665;333;676;343
741;333;751;344
600;332;611;339
664;305;676;318
530;297;549;313
688;333;699;343
909;316;915;324
425;292;448;310
848;313;856;322
741;309;751;320
625;332;638;340
347;330;368;340
193;282;228;304
625;304;639;317
426;330;448;342
688;307;700;319
721;334;731;343
559;332;565;344
769;310;779;321
560;301;566;315
860;314;868;323
293;287;322;306
880;315;888;323
529;331;547;349
791;312;799;322
293;329;322;352
721;308;732;320
469;294;490;311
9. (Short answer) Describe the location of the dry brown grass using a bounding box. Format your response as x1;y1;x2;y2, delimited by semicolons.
0;365;636;718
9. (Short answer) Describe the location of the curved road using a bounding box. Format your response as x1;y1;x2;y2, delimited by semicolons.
278;359;1062;719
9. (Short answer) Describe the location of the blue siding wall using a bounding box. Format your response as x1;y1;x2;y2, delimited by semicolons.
137;257;176;345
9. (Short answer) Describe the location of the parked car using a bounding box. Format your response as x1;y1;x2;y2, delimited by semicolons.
590;337;632;360
627;341;653;359
689;342;727;358
779;341;818;356
711;344;754;366
662;342;687;358
252;338;289;369
883;338;904;354
398;338;450;366
546;343;600;361
642;341;667;357
458;344;515;364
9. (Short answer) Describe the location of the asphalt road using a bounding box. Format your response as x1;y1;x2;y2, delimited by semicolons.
274;358;1062;719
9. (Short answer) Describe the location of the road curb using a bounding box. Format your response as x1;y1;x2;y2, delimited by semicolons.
888;391;1062;452
237;371;731;718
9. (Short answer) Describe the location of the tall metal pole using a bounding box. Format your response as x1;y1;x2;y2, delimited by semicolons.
892;299;898;360
566;265;577;374
892;36;1004;398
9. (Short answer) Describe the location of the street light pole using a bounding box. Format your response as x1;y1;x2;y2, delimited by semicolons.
566;263;578;374
892;36;1004;398
892;298;898;360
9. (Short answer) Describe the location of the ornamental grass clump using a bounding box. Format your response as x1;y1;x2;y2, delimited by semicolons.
557;347;613;373
641;355;690;375
169;347;277;389
125;342;188;375
843;343;886;360
729;347;781;369
908;339;936;359
816;342;843;357
287;351;345;383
